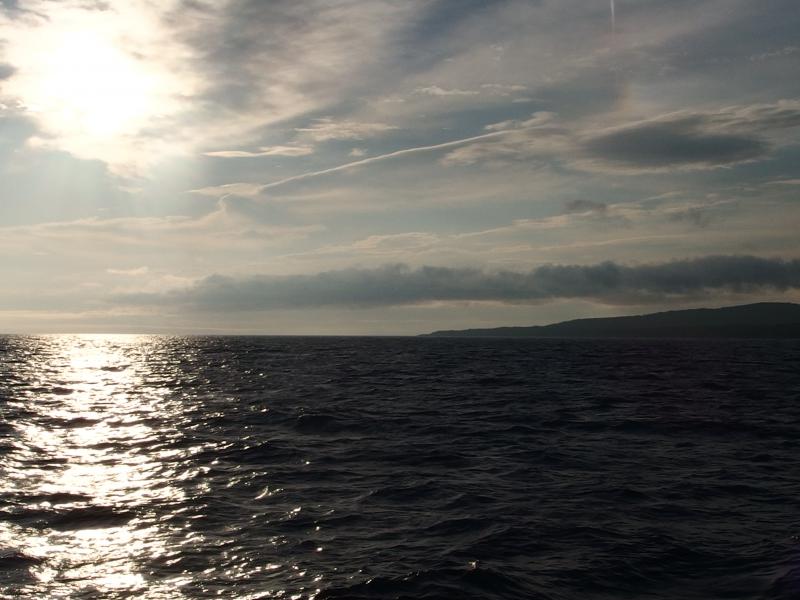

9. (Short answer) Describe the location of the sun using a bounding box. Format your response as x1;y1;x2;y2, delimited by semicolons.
0;4;192;170
23;29;163;138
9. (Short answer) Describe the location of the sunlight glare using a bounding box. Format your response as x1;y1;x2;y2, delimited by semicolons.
0;335;189;597
0;3;194;169
24;30;163;138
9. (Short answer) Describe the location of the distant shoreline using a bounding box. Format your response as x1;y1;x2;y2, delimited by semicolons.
422;302;800;339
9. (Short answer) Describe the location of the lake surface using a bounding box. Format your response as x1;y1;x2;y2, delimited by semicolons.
1;335;799;599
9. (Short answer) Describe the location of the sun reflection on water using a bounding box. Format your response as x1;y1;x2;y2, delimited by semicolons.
1;335;188;597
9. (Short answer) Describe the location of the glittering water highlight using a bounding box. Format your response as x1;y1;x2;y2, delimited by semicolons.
1;335;799;599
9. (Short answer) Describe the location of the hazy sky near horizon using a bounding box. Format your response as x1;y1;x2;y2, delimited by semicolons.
1;0;799;334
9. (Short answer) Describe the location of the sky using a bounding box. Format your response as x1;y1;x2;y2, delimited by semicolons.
0;0;799;335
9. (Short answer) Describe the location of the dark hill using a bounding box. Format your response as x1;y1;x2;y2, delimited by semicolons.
423;302;800;338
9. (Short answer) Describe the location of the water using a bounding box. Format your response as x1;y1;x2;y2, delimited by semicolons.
1;335;799;599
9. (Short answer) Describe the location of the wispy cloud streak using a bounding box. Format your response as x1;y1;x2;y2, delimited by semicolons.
610;0;616;34
255;129;515;192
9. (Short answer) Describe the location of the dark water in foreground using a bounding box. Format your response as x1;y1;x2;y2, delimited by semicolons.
1;335;799;599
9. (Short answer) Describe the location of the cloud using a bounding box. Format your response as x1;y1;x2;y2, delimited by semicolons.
579;100;800;172
661;201;731;229
719;99;800;129
0;114;37;157
483;111;556;132
0;0;424;172
295;117;399;141
192;128;518;196
414;85;478;97
119;255;800;310
107;266;149;276
767;179;800;186
204;145;315;158
440;121;567;167
191;98;800;201
480;83;528;95
564;199;607;214
749;45;800;62
439;100;800;173
189;182;265;198
0;0;202;172
581;119;767;172
0;206;322;251
351;232;440;252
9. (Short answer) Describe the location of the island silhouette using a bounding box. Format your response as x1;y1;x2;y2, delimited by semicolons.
423;302;800;338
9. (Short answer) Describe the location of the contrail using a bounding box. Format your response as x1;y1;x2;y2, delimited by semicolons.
193;120;556;198
257;129;513;192
610;0;616;34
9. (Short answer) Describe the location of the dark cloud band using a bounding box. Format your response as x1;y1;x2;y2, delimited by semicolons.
579;101;800;172
583;121;767;169
123;255;800;310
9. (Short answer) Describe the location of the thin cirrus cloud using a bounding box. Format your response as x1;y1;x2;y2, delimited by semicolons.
766;179;800;186
204;145;315;158
295;118;399;141
564;200;608;214
192;115;561;197
414;85;479;97
0;0;424;171
202;117;402;160
120;255;800;310
449;101;800;173
191;128;521;197
194;98;800;199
